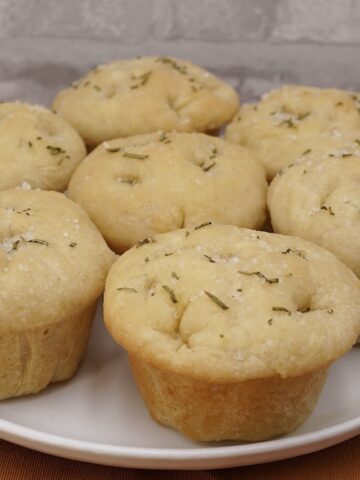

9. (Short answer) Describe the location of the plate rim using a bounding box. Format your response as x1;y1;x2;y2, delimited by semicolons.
1;413;360;469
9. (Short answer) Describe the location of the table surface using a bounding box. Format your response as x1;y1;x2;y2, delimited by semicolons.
1;436;360;479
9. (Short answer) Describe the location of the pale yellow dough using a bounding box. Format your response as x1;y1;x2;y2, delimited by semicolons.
68;132;267;253
0;189;114;399
225;86;360;179
53;56;239;146
104;224;360;441
268;153;360;277
0;102;86;191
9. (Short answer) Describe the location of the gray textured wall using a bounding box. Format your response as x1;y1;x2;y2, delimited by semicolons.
0;0;359;105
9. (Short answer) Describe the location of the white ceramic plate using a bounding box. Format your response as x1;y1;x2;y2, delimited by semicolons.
1;301;360;470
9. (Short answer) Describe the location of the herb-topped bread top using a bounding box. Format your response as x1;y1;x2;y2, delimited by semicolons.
268;154;360;277
0;102;86;191
104;224;360;382
225;86;360;179
0;189;114;330
52;56;239;146
68;132;267;253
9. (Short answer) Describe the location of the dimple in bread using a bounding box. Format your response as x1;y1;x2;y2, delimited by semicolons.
53;56;239;146
0;102;86;191
104;224;360;441
268;153;360;277
225;86;360;179
68;132;267;253
0;189;114;400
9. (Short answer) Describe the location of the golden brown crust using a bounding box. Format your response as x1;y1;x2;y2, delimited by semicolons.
68;132;267;252
0;189;115;399
0;302;96;400
104;224;360;382
225;86;360;179
130;355;328;442
53;57;239;146
0;189;114;330
0;102;86;191
268;155;360;277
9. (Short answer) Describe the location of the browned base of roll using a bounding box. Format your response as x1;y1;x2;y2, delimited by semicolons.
130;354;328;442
0;302;97;400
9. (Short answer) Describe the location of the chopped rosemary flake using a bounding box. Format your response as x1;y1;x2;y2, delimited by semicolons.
238;271;279;284
130;71;153;89
302;148;312;156
267;318;273;325
209;147;218;159
93;85;101;91
28;141;33;147
202;161;216;172
204;291;229;310
156;57;187;74
27;239;49;246
172;271;179;280
298;112;310;120
320;205;335;216
69;242;77;247
281;248;307;259
279;119;296;128
342;153;352;157
185;230;190;237
336;102;343;106
117;287;138;293
159;132;171;143
83;80;90;86
145;257;150;263
46;145;66;156
16;208;31;216
272;306;291;314
123;152;149;160
121;176;139;185
105;146;122;153
327;308;334;314
140;71;152;84
278;163;294;175
219;334;224;338
162;285;178;303
194;221;212;230
355;139;360;146
36;136;42;140
237;288;243;292
203;254;215;263
164;252;173;256
136;237;156;248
